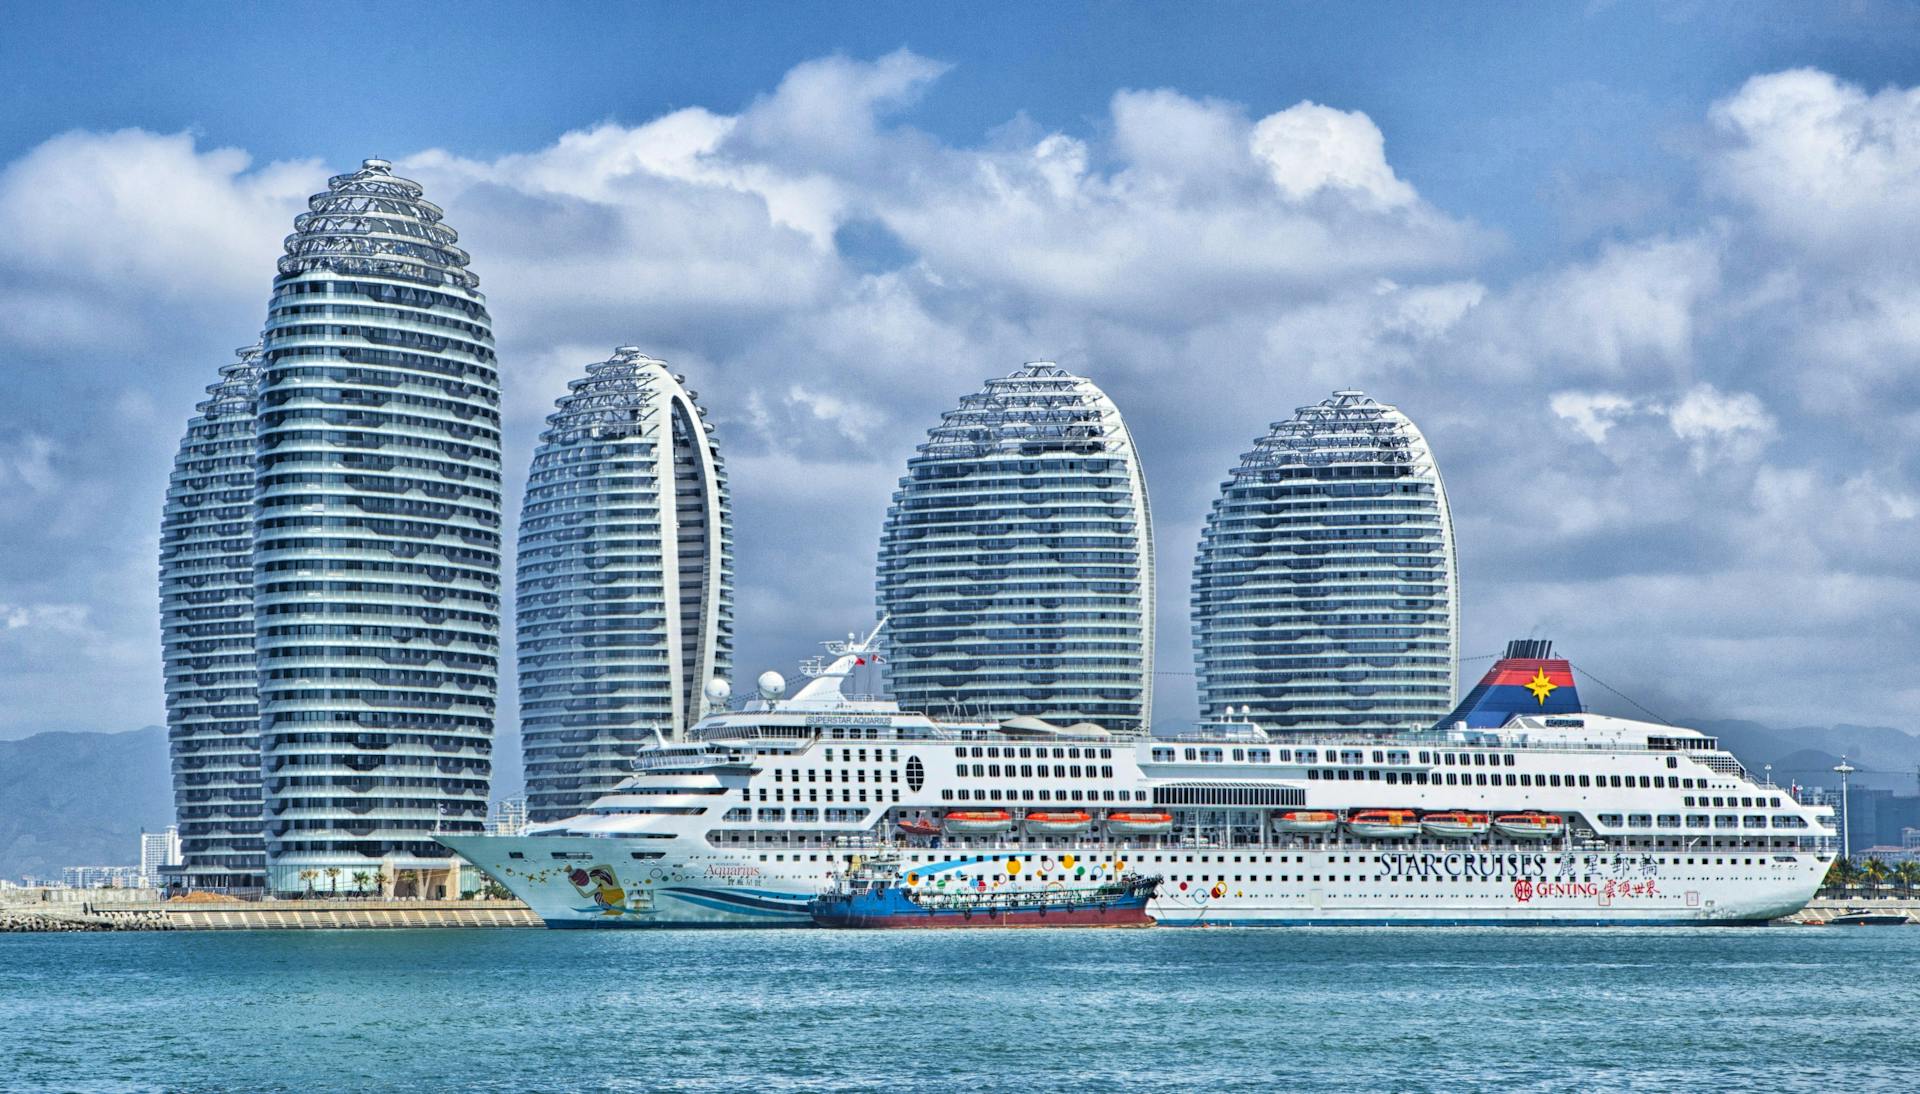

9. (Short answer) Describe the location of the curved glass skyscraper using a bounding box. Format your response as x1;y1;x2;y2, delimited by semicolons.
252;159;500;895
1192;390;1457;732
877;362;1154;735
160;344;266;891
517;347;733;823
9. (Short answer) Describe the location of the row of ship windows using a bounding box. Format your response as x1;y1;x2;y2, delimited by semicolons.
1305;769;1719;790
956;745;1115;759
772;767;893;783
944;789;1144;802
959;764;1116;779
1154;746;1686;772
1593;813;1808;830
749;788;899;804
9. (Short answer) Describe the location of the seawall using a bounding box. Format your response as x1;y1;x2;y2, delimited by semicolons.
1781;898;1920;925
1;897;540;931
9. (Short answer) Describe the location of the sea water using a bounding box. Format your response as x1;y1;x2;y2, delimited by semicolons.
2;926;1915;1092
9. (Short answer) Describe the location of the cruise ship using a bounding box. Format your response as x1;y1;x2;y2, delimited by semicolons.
441;628;1836;927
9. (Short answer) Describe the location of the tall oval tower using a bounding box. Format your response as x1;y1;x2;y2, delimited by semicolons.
1192;390;1457;732
516;347;733;823
160;343;266;891
877;362;1154;735
252;159;501;896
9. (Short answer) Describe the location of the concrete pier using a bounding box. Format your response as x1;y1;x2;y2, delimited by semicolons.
0;894;539;931
1780;898;1920;925
155;899;541;930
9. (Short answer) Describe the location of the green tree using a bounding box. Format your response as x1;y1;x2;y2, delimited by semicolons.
1858;857;1890;893
298;869;317;897
323;866;342;896
1893;860;1920;897
1823;857;1855;891
351;870;374;898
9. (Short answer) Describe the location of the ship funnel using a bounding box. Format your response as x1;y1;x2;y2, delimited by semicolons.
1434;638;1581;729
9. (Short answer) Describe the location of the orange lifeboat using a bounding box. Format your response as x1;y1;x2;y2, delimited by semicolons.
1493;812;1566;840
942;810;1014;834
1273;810;1340;835
1346;809;1420;839
1106;811;1174;835
1024;811;1093;834
1421;811;1491;839
896;817;940;837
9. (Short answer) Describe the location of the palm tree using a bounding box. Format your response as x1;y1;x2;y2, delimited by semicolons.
1823;857;1855;893
323;867;342;896
1859;857;1890;895
298;869;317;898
352;870;375;898
1893;860;1920;897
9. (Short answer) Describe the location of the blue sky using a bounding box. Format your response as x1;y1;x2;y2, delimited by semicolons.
4;4;1920;784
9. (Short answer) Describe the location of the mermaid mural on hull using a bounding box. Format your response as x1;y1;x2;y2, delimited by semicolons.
567;866;654;917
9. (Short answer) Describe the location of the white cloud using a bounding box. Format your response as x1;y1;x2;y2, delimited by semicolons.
1472;234;1721;380
0;129;313;347
1251;101;1418;209
1709;68;1920;259
6;55;1920;736
1664;383;1775;466
1550;391;1639;444
0;602;90;633
0;433;59;496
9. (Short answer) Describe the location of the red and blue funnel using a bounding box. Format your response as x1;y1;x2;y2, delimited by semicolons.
1437;639;1581;728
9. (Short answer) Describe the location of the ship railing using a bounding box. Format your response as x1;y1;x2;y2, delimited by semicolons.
898;882;1146;913
743;829;1817;856
1157;730;1723;756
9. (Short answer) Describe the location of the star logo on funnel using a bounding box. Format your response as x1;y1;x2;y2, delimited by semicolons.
1524;668;1558;705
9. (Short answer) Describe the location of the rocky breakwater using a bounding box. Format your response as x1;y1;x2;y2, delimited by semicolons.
1;906;176;932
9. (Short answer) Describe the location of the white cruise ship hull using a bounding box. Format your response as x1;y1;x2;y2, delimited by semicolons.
445;631;1835;930
443;834;1823;929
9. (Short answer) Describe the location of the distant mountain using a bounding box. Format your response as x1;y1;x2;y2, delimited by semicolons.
1;716;1911;883
1693;719;1920;795
0;726;173;882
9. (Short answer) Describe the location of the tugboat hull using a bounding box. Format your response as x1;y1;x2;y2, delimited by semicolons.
813;900;1154;929
811;874;1162;929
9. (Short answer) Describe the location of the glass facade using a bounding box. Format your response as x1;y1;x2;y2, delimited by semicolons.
516;347;733;823
1192;390;1457;732
877;362;1154;735
252;160;500;894
160;344;266;891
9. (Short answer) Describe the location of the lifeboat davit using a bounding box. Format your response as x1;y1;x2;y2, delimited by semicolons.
942;810;1014;834
1421;811;1491;839
1493;812;1566;840
896;818;940;838
1105;811;1174;835
1024;810;1093;834
1273;810;1340;835
1346;809;1420;839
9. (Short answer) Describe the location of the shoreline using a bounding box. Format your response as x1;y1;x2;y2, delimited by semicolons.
1;897;540;932
6;895;1917;932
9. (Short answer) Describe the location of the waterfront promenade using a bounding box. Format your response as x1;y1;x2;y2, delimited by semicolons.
8;895;1916;931
1;892;539;931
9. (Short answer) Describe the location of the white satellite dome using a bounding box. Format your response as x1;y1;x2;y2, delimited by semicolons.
756;671;786;700
703;677;731;704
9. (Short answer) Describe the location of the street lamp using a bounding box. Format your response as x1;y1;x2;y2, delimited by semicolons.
1834;759;1856;862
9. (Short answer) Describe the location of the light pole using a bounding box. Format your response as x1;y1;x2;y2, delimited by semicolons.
1834;759;1855;862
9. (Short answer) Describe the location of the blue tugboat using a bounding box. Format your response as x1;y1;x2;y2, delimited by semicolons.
810;854;1161;929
